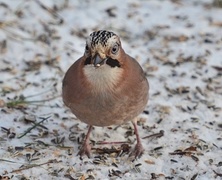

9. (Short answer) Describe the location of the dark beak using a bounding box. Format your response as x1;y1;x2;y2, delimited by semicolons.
93;54;106;67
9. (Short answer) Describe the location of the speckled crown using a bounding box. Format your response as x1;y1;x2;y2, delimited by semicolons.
89;30;116;47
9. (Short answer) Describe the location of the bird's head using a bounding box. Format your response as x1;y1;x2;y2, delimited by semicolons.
82;30;126;91
84;30;123;68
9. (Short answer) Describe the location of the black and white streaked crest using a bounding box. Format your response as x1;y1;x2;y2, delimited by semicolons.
89;30;116;48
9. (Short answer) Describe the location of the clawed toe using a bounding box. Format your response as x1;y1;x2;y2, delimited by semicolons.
77;143;91;159
129;143;144;160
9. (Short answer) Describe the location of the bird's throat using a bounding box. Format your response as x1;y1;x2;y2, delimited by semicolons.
83;64;123;92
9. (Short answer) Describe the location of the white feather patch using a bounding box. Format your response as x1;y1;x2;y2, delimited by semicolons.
83;64;123;92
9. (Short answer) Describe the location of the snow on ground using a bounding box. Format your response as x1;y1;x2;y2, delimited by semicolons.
0;0;222;179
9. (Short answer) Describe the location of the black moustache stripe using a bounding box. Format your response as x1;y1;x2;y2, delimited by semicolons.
84;56;92;65
106;58;121;68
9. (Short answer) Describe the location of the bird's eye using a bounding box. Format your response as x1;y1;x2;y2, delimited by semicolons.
111;44;119;54
85;45;89;52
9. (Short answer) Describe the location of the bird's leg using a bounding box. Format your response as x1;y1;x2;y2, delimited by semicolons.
129;121;144;159
77;125;93;158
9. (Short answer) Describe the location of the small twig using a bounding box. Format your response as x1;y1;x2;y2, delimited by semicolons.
6;96;59;108
1;27;34;42
92;147;121;154
10;159;59;173
18;116;51;139
0;158;24;164
24;89;54;99
169;151;192;156
0;21;16;28
30;122;48;130
142;130;164;139
35;0;63;22
213;170;222;177
96;141;130;145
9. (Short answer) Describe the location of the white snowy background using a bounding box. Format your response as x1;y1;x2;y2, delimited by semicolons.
0;0;222;179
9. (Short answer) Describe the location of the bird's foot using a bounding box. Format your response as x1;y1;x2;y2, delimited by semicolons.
77;141;91;159
77;125;93;159
129;142;144;160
